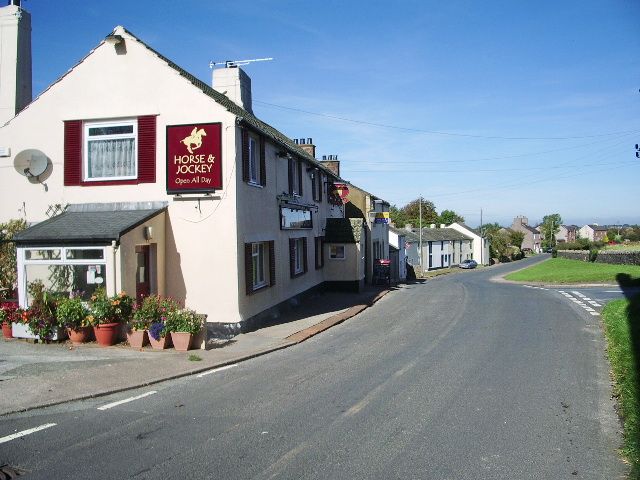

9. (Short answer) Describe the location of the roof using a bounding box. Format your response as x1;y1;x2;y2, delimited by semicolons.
414;228;472;242
125;27;344;182
324;218;364;243
588;224;608;231
520;224;540;234
13;203;167;245
4;26;342;184
389;226;420;242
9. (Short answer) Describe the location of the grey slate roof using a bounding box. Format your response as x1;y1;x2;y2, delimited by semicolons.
14;204;166;245
324;218;364;243
389;226;420;243
413;228;472;242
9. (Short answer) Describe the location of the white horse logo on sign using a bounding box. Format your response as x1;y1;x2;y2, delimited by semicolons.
181;127;207;154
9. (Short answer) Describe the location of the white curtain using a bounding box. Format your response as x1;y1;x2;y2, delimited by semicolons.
88;139;135;178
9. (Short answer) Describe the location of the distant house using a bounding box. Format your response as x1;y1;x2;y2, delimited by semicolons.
555;225;578;243
388;227;408;281
578;224;608;242
448;222;490;265
511;216;541;253
414;226;474;271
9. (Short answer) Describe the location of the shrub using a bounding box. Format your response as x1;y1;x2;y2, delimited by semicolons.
24;280;59;340
589;248;599;263
131;295;179;330
0;302;19;323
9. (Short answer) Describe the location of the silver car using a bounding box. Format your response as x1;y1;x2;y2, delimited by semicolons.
459;259;478;269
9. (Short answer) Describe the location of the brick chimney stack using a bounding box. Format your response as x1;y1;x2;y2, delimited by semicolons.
320;154;340;177
294;138;316;158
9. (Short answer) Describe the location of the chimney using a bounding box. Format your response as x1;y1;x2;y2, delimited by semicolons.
0;0;31;124
320;154;340;177
212;65;253;113
297;137;316;158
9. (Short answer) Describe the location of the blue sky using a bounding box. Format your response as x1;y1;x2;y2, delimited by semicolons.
25;0;640;227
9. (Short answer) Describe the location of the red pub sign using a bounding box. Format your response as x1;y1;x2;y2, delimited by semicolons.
166;123;222;194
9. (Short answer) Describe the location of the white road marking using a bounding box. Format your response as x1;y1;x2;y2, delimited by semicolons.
590;312;600;316
97;391;157;410
0;423;57;444
604;290;622;293
588;301;602;307
196;364;237;378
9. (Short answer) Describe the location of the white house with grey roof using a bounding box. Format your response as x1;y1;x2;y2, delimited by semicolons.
411;226;474;271
0;6;386;347
448;222;490;265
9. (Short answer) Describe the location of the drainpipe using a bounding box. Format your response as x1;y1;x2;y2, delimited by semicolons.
111;240;119;295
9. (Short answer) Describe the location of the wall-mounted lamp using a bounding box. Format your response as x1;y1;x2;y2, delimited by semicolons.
143;226;153;240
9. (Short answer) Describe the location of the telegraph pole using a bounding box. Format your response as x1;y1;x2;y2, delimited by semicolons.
419;197;423;274
480;208;483;264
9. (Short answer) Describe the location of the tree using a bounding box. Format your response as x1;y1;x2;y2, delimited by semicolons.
389;204;408;228
509;230;525;249
438;209;465;225
540;213;562;248
0;219;27;300
401;198;438;227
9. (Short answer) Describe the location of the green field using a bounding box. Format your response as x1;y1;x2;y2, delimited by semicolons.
602;243;640;252
602;297;640;478
505;258;640;284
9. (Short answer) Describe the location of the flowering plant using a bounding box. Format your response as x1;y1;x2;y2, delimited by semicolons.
24;280;59;340
131;295;177;330
165;307;203;335
89;288;133;324
0;301;20;324
148;320;166;341
56;295;91;329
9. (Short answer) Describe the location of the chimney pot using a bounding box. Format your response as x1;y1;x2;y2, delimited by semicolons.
307;138;312;144
294;139;298;144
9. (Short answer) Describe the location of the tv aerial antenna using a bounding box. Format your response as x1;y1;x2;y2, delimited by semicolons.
209;57;274;69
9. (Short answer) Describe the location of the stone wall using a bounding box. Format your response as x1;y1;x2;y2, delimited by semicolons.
557;249;640;265
595;251;640;266
557;250;589;262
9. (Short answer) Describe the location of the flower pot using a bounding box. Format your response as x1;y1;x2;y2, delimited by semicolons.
127;329;149;349
148;334;171;350
93;322;120;347
2;321;13;339
12;322;66;341
67;326;92;345
171;332;193;352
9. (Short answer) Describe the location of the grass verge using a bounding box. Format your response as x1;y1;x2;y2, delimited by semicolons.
504;258;640;284
602;295;640;478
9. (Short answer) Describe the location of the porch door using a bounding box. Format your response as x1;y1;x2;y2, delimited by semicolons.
135;245;150;299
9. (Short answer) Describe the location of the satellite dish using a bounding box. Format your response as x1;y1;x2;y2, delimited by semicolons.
14;149;49;178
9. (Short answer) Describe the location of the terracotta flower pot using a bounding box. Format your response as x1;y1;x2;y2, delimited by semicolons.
93;322;120;347
127;329;149;348
2;321;13;339
67;326;92;345
171;332;193;352
148;334;171;350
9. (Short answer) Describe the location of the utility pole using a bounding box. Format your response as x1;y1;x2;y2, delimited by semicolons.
480;208;483;264
419;197;423;274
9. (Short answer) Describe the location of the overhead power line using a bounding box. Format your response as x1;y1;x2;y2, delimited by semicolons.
254;100;640;141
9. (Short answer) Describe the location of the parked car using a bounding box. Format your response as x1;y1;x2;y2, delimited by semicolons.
459;259;478;269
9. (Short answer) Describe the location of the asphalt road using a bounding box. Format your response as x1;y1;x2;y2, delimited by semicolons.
0;256;627;479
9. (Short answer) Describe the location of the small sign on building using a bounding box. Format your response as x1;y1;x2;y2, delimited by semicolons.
166;123;222;194
374;212;390;224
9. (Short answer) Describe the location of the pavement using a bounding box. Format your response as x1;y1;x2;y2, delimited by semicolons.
0;287;389;416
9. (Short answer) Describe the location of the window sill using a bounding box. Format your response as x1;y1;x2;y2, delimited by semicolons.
248;283;270;295
247;182;264;189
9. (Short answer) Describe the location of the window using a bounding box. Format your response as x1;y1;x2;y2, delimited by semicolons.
84;119;137;181
289;158;302;196
242;130;265;187
329;245;345;260
252;243;266;289
289;237;307;277
312;169;323;202
64;116;156;186
315;236;324;269
280;207;312;229
245;241;275;294
20;247;108;305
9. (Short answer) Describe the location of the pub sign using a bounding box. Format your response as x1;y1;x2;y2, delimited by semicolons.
166;123;222;194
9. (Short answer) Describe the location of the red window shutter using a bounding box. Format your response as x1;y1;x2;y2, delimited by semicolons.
289;238;295;278
63;120;82;186
242;129;249;182
302;237;308;273
137;115;156;183
268;241;275;286
259;136;266;186
245;243;253;295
